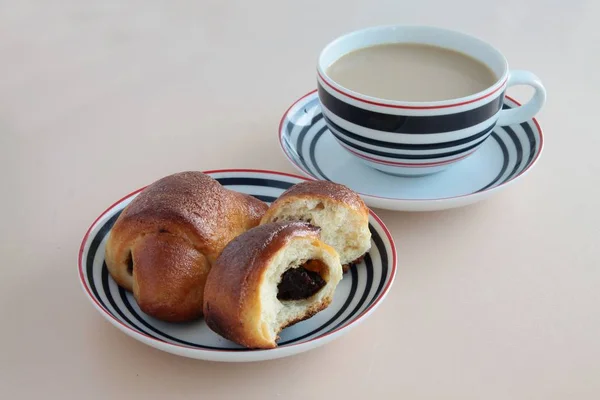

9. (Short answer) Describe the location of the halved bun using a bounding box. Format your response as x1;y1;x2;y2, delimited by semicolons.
203;222;343;349
260;180;371;269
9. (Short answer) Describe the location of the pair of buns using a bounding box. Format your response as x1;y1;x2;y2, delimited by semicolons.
104;171;371;348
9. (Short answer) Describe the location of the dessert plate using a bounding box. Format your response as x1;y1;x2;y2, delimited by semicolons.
78;169;397;362
279;91;544;211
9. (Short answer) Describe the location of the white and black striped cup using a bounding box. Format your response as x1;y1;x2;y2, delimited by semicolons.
317;25;546;176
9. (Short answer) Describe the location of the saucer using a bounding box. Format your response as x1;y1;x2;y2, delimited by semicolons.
279;91;544;211
78;169;397;362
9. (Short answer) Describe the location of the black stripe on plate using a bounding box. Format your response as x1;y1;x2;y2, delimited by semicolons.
309;126;330;180
118;287;250;350
290;117;319;180
330;128;489;160
369;225;389;304
521;120;538;170
215;177;293;190
283;118;298;162
294;113;323;177
477;131;509;192
502;125;524;182
492;120;537;187
283;98;321;162
101;261;156;339
86;212;121;315
502;97;538;175
474;103;514;191
475;102;538;191
283;96;320;177
278;263;359;345
323;114;496;150
318;83;505;134
329;252;374;332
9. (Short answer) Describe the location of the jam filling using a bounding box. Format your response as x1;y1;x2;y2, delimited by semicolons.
277;262;326;301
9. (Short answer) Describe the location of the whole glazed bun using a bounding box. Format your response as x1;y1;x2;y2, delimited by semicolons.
104;171;268;322
260;180;371;269
203;221;343;349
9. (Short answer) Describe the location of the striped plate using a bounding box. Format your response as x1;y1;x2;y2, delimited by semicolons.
279;91;544;211
78;169;397;362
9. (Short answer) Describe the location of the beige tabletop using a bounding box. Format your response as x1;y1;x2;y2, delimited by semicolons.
2;1;599;399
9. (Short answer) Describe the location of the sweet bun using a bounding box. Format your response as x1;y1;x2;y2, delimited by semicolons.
260;180;371;269
203;222;343;349
104;171;268;322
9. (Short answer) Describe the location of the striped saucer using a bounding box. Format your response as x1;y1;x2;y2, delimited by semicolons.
79;169;397;362
279;91;544;212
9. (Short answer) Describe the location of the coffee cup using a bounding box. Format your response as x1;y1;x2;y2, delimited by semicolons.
317;25;546;176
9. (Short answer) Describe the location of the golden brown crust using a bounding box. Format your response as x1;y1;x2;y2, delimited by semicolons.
260;180;369;226
111;171;268;264
264;180;368;219
203;222;321;349
132;232;210;322
104;171;268;322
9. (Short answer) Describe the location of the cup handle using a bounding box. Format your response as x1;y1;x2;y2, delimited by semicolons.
496;70;546;126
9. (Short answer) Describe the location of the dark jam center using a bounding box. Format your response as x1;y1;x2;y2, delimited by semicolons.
277;265;326;301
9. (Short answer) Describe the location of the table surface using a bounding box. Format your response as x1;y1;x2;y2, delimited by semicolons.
2;1;598;399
